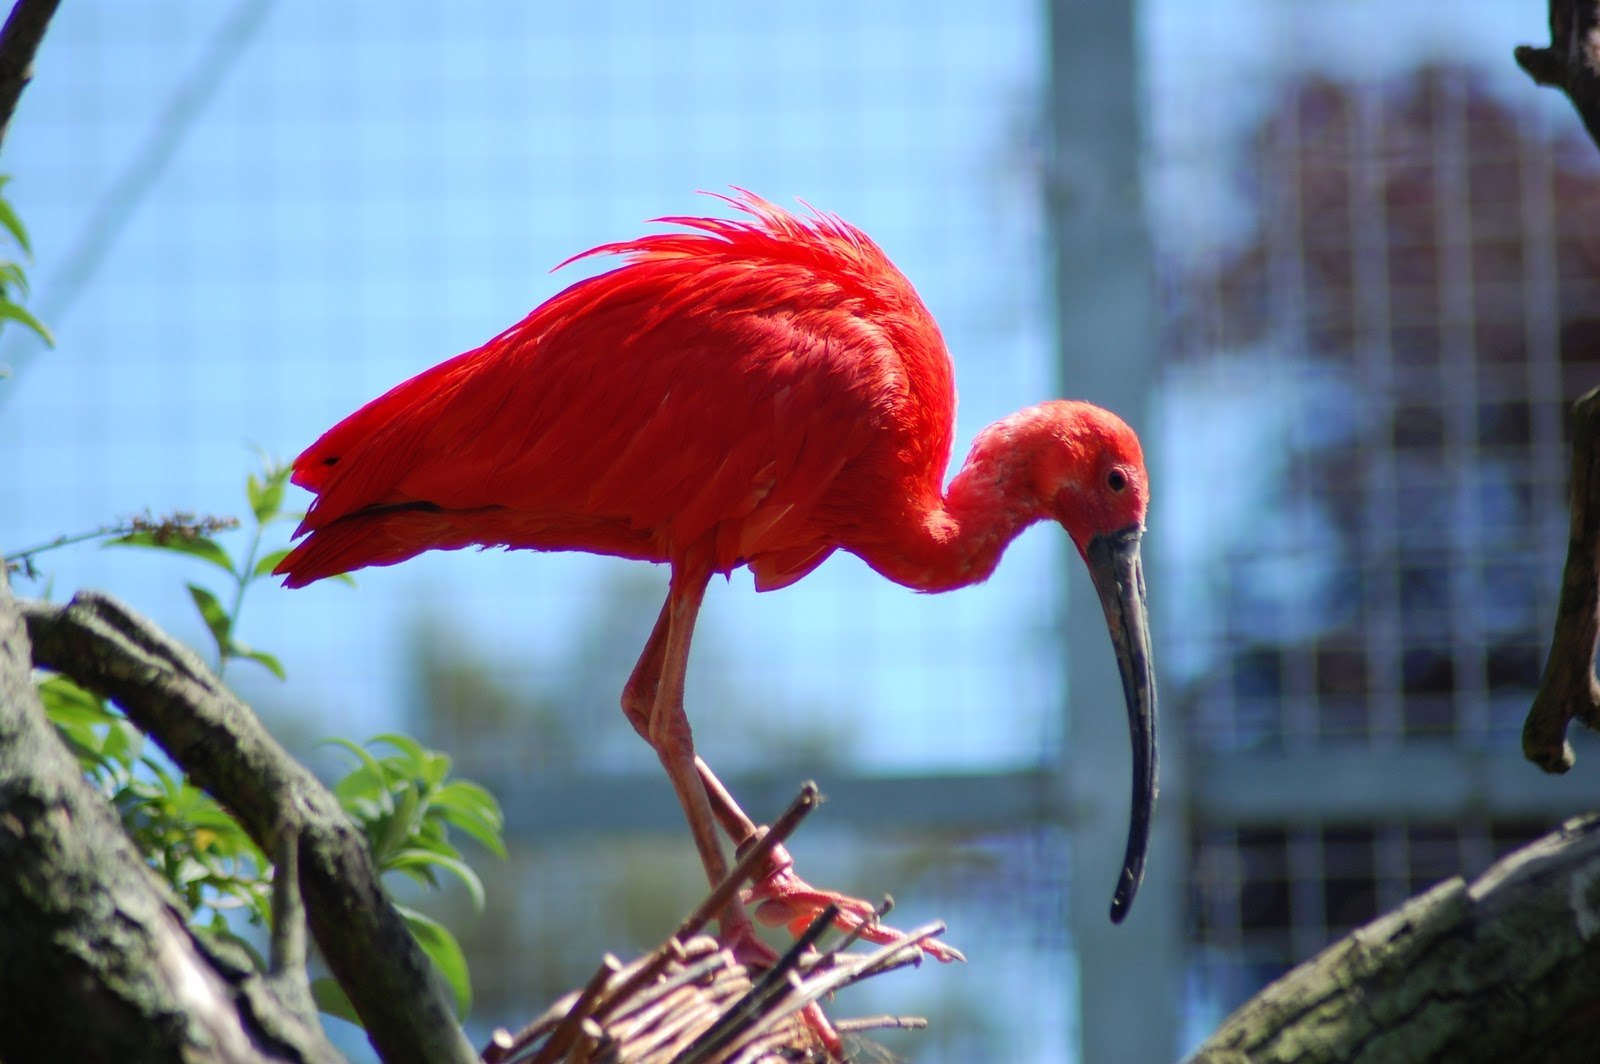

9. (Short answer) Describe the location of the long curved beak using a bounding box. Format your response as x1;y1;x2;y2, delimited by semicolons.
1083;525;1158;924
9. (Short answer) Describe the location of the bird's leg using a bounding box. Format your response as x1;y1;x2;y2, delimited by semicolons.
643;576;735;891
695;760;965;964
626;574;789;966
624;590;960;967
619;597;671;742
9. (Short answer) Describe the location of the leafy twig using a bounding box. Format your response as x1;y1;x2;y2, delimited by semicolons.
4;511;238;578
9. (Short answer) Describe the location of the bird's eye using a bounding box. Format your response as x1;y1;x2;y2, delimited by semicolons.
1107;469;1127;493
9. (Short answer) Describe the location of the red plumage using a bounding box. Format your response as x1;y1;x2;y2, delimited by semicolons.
278;190;954;593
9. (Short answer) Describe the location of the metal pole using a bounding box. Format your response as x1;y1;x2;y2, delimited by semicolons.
1046;2;1185;1060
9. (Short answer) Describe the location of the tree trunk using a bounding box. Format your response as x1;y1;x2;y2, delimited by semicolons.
0;576;338;1063
19;588;479;1064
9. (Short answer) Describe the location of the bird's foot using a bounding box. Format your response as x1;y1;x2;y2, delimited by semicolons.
742;840;966;964
716;914;843;1059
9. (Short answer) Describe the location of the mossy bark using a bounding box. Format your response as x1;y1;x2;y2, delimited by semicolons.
18;589;478;1064
0;577;337;1062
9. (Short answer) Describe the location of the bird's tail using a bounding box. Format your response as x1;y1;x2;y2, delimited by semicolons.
273;504;454;587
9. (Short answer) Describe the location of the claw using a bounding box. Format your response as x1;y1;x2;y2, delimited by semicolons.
719;915;844;1058
743;841;965;964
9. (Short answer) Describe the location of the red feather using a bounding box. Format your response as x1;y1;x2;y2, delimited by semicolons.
278;190;954;590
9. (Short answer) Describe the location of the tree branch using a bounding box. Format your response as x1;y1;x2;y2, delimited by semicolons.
1186;814;1600;1062
0;0;58;155
0;577;339;1062
1516;1;1600;154
1524;387;1600;772
20;590;477;1064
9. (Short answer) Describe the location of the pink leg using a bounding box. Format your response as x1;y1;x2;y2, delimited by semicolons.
620;597;671;741
696;764;964;964
637;574;737;907
623;586;844;1054
624;593;961;964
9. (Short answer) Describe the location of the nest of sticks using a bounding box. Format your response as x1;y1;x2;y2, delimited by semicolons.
481;783;952;1064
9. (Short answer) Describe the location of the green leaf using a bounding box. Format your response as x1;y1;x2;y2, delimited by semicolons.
101;719;143;767
389;849;485;909
372;784;423;865
311;977;363;1026
187;583;233;656
53;720;115;775
246;468;288;523
397;906;471;1017
431;781;507;858
230;643;286;681
0;298;52;346
110;531;236;576
326;738;396;814
371;732;429;775
0;260;28;293
252;547;292;578
37;675;120;728
0;202;29;259
0;191;32;256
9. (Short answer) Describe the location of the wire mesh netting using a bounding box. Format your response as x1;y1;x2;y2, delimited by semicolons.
1145;1;1600;1043
4;3;1074;1061
3;0;1063;772
8;2;1600;1061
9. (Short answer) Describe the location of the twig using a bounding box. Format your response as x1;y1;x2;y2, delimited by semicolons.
669;781;821;947
264;830;319;1030
592;783;822;1027
1523;387;1600;772
486;780;951;1064
672;903;841;1064
524;955;624;1064
0;0;58;155
3;511;240;577
831;1016;928;1034
485;784;825;1064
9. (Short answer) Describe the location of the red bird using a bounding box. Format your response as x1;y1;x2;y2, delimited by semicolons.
276;191;1158;963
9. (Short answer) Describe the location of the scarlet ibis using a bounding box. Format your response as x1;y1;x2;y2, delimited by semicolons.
275;191;1158;961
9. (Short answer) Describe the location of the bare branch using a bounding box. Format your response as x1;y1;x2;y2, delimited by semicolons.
0;0;58;155
1516;1;1600;154
1524;387;1600;772
21;590;477;1064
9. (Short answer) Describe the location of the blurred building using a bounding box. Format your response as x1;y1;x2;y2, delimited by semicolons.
1148;33;1600;1050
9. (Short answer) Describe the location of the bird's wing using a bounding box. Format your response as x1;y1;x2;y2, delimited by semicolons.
293;263;907;579
287;192;958;587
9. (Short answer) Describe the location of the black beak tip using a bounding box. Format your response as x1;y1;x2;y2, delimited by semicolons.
1109;872;1140;924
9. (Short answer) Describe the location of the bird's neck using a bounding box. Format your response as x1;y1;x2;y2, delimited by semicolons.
859;442;1043;594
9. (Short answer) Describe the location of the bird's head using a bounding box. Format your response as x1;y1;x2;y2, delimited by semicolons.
1026;400;1149;555
1015;400;1158;924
